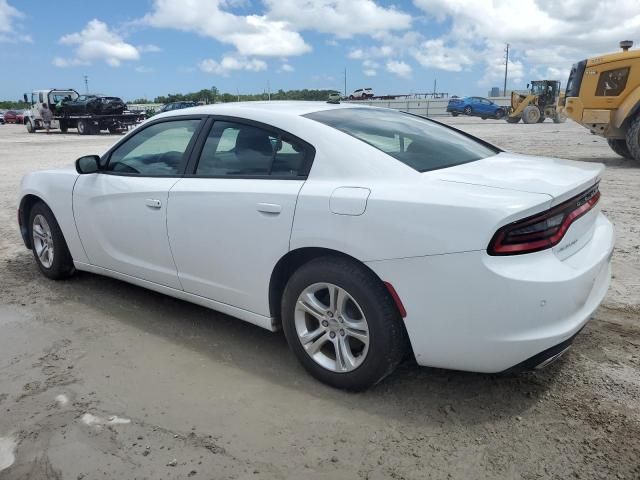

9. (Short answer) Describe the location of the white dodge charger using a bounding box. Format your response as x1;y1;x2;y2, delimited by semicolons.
18;102;614;390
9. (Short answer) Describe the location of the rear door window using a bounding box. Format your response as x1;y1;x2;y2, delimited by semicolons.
194;121;310;177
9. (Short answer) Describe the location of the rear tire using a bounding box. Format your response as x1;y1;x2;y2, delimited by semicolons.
59;120;68;133
29;202;75;280
607;139;633;159
522;105;541;124
624;116;640;162
26;120;35;133
553;111;567;123
450;112;459;117
463;106;472;115
281;256;406;391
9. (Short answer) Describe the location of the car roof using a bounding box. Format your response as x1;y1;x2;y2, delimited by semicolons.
156;100;376;119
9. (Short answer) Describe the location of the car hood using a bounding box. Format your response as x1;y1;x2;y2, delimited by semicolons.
434;152;603;205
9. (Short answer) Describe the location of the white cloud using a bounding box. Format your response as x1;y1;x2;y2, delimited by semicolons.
0;0;31;42
363;69;377;77
58;19;140;67
199;55;267;75
279;63;294;73
143;0;310;57
137;44;162;53
265;0;412;38
411;39;473;72
386;60;412;79
413;0;640;86
52;57;88;67
135;65;155;73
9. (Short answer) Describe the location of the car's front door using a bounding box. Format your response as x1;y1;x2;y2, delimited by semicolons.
167;119;314;316
73;117;203;289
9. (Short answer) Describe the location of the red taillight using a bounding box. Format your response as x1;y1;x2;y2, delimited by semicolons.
488;184;600;256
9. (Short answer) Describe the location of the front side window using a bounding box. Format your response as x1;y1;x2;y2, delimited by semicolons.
195;121;309;177
106;119;200;175
305;108;498;172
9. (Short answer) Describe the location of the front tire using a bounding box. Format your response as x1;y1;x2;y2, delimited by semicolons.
607;138;632;159
26;120;35;133
522;105;541;124
281;256;406;391
29;202;75;280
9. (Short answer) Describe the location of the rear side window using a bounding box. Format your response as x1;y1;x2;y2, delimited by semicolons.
195;121;309;177
305;108;498;172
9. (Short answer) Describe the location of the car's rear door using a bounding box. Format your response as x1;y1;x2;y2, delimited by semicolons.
166;117;314;316
73;116;205;289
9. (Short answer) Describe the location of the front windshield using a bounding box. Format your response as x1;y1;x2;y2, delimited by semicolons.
304;108;498;172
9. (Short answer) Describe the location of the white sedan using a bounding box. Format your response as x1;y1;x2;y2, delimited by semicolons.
18;102;614;390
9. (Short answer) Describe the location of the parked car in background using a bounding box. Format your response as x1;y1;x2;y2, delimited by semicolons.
447;97;506;119
18;102;613;390
327;92;341;103
349;88;374;100
15;110;27;124
60;95;126;116
157;101;199;113
3;110;18;123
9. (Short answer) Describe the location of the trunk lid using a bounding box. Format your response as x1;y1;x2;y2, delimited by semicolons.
435;152;603;205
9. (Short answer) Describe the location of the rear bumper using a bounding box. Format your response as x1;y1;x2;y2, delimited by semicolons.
366;212;614;373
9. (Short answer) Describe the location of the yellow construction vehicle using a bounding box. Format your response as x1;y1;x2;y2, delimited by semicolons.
562;40;640;162
506;80;567;124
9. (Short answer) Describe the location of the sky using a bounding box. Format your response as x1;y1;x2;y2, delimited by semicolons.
1;0;638;101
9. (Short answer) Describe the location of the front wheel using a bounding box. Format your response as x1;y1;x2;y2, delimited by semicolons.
281;256;406;391
26;120;35;133
626;115;640;162
29;202;75;280
607;138;633;159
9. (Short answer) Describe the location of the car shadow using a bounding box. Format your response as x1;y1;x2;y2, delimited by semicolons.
5;252;561;426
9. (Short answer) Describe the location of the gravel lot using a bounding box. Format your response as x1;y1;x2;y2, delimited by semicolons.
0;117;638;480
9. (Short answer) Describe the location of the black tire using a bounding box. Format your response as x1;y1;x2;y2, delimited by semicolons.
625;115;640;162
495;109;505;120
77;119;94;135
108;126;120;134
450;112;459;117
506;116;520;123
26;120;35;133
537;114;546;123
281;256;406;391
59;120;68;133
481;116;487;120
28;202;75;280
522;105;541;124
463;106;472;115
607;139;633;159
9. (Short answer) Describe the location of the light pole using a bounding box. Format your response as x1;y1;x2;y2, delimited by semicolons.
503;44;509;97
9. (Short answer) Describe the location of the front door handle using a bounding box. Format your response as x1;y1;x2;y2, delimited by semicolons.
257;203;282;214
145;198;162;209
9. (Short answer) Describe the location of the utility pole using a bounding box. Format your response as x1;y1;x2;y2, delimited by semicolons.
344;68;347;97
267;80;271;101
433;79;437;98
503;43;509;97
84;75;89;94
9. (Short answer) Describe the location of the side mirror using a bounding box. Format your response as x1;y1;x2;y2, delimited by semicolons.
75;155;101;174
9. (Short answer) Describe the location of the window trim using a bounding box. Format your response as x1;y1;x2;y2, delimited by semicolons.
183;115;317;180
98;115;207;178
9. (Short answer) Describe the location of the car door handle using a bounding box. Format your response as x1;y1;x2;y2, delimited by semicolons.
256;203;282;214
145;198;162;209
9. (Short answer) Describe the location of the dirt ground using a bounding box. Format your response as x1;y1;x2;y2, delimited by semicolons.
0;117;638;480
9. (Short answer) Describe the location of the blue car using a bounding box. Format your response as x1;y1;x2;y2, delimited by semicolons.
446;97;506;119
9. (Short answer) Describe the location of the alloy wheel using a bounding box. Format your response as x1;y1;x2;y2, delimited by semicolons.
32;214;54;268
294;282;370;373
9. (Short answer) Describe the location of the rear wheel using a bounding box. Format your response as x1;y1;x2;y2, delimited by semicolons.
624;116;640;162
553;110;567;123
522;105;541;124
26;120;35;133
281;256;406;391
59;120;68;133
29;202;75;280
450;112;459;117
463;106;472;115
481;116;487;120
607;139;633;159
77;119;89;135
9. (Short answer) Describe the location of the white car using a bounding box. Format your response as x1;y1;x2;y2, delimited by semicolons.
349;88;374;99
18;102;614;390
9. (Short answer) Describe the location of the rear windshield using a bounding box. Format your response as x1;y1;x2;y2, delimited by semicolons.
305;108;498;172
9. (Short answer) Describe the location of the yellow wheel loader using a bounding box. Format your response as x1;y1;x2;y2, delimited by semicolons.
506;80;567;124
562;40;640;162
